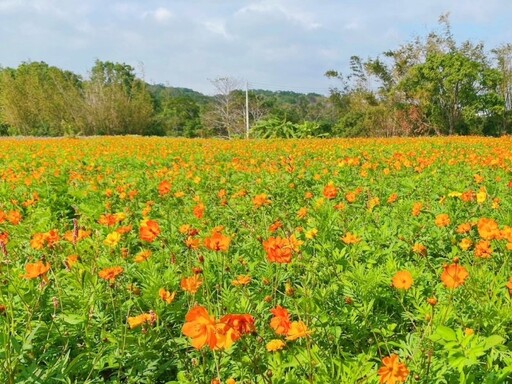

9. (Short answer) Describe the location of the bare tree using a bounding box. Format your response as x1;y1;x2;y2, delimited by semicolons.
207;77;245;137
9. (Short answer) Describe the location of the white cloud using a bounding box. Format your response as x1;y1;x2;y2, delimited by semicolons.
203;20;234;40
153;7;172;22
143;7;173;23
236;1;321;30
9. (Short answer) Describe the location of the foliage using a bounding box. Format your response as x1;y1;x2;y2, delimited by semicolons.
251;116;325;138
1;136;512;383
326;14;511;136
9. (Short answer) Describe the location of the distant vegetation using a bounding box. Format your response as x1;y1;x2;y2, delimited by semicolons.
0;16;511;138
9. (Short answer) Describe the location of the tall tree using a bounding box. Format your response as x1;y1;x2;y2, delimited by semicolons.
83;60;154;135
203;77;245;138
0;62;84;136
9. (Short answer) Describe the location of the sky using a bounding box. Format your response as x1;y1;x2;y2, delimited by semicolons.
1;0;512;95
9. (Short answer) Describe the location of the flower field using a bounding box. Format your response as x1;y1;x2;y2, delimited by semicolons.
1;136;512;383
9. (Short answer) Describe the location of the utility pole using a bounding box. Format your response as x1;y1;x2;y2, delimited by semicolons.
245;81;250;139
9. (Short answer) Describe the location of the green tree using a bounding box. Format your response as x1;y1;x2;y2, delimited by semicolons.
0;62;84;136
155;96;202;137
83;60;154;135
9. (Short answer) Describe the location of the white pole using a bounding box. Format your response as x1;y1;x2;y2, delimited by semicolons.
245;81;250;139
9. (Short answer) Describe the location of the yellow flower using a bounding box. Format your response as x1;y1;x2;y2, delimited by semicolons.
476;189;487;204
266;339;286;352
104;232;121;247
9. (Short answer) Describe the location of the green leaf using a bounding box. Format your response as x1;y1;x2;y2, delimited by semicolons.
435;325;457;342
483;335;505;350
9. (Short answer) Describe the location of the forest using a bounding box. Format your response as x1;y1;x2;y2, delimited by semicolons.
0;17;511;138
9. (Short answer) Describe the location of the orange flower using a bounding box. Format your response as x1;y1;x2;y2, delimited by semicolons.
412;243;427;257
159;288;176;304
139;220;160;242
30;230;60;249
456;222;472;234
441;264;469;289
0;232;9;245
232;275;251;287
269;220;283;233
322;183;338;200
367;197;380;211
116;225;132;235
98;214;118;226
387;193;398;204
341;232;360;245
506;277;512;295
253;193;271;208
501;226;512;243
182;306;218;350
296;207;308;220
134;250;152;263
180;275;203;294
378;354;409;384
477;218;500;240
214;321;238;350
65;255;79;269
23;261;51;279
219;313;256;341
286;321;312;341
270;306;291;336
334;202;346;211
193;203;205;219
158;180;172;196
128;312;157;329
30;233;46;250
204;229;231;252
474;240;492;258
64;229;91;243
392;271;413;290
266;339;286;352
345;192;357;203
263;236;294;264
45;230;60;247
411;202;423;217
185;236;201;250
6;210;22;225
435;214;450;227
461;190;476;202
98;266;124;283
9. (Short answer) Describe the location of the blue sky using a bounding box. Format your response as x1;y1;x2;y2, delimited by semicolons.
1;0;511;95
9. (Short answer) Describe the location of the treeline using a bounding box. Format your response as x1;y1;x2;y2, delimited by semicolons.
325;16;512;137
0;60;329;138
0;16;511;138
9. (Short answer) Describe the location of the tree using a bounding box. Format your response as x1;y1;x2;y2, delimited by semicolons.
203;77;245;137
492;44;512;134
155;96;202;137
0;62;85;136
325;14;505;137
83;60;154;135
